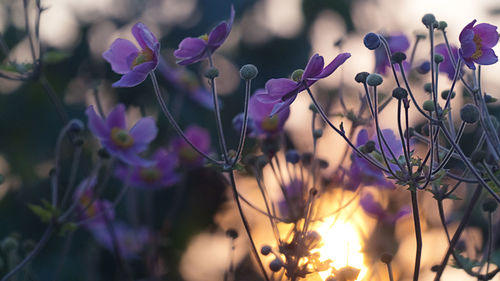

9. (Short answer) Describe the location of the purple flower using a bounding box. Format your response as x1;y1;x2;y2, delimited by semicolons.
89;221;151;260
374;33;410;75
435;43;463;80
170;125;211;168
86;104;158;166
257;53;351;116
459;19;499;70
103;22;160;87
73;177;114;227
360;192;410;224
174;6;235;65
115;148;179;189
346;129;403;191
278;180;307;223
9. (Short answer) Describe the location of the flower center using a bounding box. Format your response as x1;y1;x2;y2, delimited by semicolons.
471;34;483;60
179;145;199;163
139;167;162;183
131;48;154;68
261;115;279;132
79;194;97;218
199;34;209;42
111;127;135;149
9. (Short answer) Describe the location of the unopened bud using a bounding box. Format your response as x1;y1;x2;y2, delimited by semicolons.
355;72;370;83
363;32;381;50
422;14;436;27
366;73;383;86
391;52;407;64
392;87;408;100
204;67;219;79
423;100;435;112
460;104;479;124
239;64;258;80
291;69;304;82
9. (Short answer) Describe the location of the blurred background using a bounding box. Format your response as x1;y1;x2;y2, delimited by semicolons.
0;0;500;280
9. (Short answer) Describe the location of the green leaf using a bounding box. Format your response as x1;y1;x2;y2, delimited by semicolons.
28;204;53;223
58;222;78;236
452;252;481;271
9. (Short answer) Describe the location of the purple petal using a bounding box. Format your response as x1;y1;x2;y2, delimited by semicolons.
269;96;295;117
387;34;410;53
174;38;207;60
207;23;228;48
112;61;155;87
474;48;498;65
103;39;138;74
463;56;476;70
86;105;110;139
392;205;411;222
130;117;158;145
474;23;499;48
131;22;158;52
314;52;351;79
263;78;300;102
460;31;477;58
302;54;324;80
435;44;461;80
360;193;386;220
459;20;476;42
106;104;126;129
120;150;155;167
355;129;369;146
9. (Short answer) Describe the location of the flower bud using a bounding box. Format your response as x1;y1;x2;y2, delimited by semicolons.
366;73;383;86
239;64;258;80
361;140;376;153
269;258;284;272
424;83;433;94
434;54;444;64
363;32;381;50
69;119;84;133
225;229;239;239
204;67;219;79
460;104;479;124
482;198;498;213
422;13;436;27
291;69;304;82
391;52;407;64
285;150;300;164
485;94;497;103
437;21;448;30
313;129;323;139
308;103;318;113
441;90;455;100
416;61;431;74
392;87;408;100
261;245;272;255
355;72;370;83
423;100;435;112
380;253;393;264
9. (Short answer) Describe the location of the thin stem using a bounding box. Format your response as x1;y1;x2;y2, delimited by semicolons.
386;263;395;281
410;190;422;281
232;79;252;167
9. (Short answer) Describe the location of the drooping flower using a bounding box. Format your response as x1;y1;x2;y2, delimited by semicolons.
115;148;179;189
374;33;410;75
278;179;307;223
103;23;160;87
360;192;411;224
257;53;351;116
174;6;235;65
459;19;499;70
86;104;158;166
89;221;151;260
73;177;114;227
170;125;211;168
346;129;403;191
435;43;463;80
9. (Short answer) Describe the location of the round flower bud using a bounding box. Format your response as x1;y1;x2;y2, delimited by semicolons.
363;32;381;50
392;87;408;100
1;237;18;252
424;83;432;94
313;129;323;139
434;54;444;64
438;21;448;30
291;69;304;82
225;229;239;239
470;150;486;164
423;100;435;112
318;159;329;169
421;13;436;27
366;73;383;86
308;103;318;113
69;119;84;133
431;265;441;272
355;72;370;83
441;90;455;100
460;104;479;124
239;64;258;80
391;52;407;64
285;150;300;164
261;245;272;256
362;140;376;154
482;198;498;213
380;253;393;264
485;94;497;103
269;258;283;272
417;61;431;74
204;67;219;79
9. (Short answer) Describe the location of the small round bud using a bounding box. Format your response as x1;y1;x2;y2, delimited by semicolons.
460;104;479;124
424;83;433;93
441;90;456;100
310;188;318;196
261;245;272;256
392;87;408;100
380;253;393;264
434;54;444;64
366;73;383;86
239;64;258;80
391;52;407;64
98;148;110;159
308;103;318;113
291;69;304;82
204;67;219;79
1;237;18;252
318;159;329;169
362;140;376;154
437;21;448;30
354;72;370;83
363;32;381;50
470;150;486;164
422;13;436;27
431;265;441;272
482;198;498;213
69;120;84;133
226;229;238;239
313;129;323;139
485;94;497;103
285;150;300;164
416;61;431;74
423;100;435;112
269;258;283;272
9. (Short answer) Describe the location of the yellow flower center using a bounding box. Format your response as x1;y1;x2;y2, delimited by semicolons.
199;34;209;42
261;115;280;132
471;34;483;60
79;194;97;218
111;127;134;149
131;48;154;68
139;167;162;183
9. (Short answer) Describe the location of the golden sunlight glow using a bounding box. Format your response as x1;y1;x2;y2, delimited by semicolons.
312;217;367;281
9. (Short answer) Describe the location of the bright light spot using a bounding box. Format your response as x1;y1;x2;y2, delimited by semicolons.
312;217;367;281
